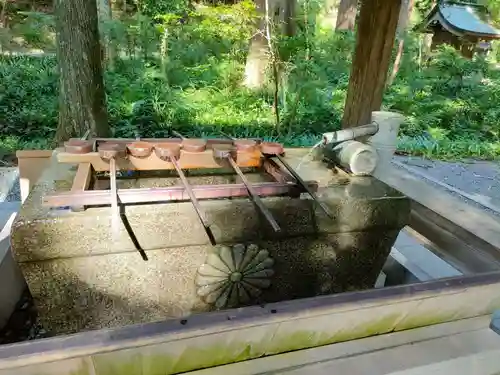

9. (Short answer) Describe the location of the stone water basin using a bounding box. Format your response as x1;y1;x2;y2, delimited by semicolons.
10;149;410;336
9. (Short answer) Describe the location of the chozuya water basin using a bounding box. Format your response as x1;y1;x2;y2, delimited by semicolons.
11;147;410;335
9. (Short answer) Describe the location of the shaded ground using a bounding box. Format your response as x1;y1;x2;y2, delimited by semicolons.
0;290;47;345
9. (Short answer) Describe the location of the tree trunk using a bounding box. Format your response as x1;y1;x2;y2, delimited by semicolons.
335;0;357;31
388;40;405;86
243;0;294;89
97;0;116;70
421;0;436;60
342;0;401;128
387;0;414;85
283;0;296;37
243;0;269;89
54;0;110;144
0;0;7;28
396;0;411;34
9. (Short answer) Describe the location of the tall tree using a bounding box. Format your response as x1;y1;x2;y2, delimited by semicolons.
387;0;415;85
54;0;110;143
342;0;402;128
335;0;357;31
0;0;7;28
97;0;116;70
243;0;296;89
418;0;436;59
243;0;269;89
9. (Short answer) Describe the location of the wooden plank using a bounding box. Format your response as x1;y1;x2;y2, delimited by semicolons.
70;163;93;212
16;150;53;203
375;165;500;255
15;150;53;159
71;163;93;192
57;148;263;171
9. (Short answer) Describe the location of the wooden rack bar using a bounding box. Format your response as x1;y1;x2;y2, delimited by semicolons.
43;181;318;207
227;156;281;232
170;155;216;245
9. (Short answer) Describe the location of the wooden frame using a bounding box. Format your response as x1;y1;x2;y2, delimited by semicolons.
45;152;314;209
43;181;318;207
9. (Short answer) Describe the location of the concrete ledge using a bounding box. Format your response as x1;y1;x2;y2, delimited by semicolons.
189;317;500;375
0;202;25;329
0;273;500;373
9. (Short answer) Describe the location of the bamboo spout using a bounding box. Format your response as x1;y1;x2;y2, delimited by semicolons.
322;123;379;146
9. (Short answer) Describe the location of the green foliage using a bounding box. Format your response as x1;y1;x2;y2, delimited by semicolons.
479;0;500;24
137;0;192;16
1;11;55;51
2;1;500;159
0;55;58;140
386;44;500;154
415;0;435;18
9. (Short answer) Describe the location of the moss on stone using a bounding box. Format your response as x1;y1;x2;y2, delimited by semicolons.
91;311;463;375
393;312;459;332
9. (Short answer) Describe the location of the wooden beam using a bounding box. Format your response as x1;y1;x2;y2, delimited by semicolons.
57;148;263;172
15;150;53;159
342;0;402;128
70;162;93;212
16;150;53;203
71;163;93;192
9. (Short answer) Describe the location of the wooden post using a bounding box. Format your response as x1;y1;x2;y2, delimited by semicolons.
342;0;402;128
